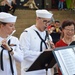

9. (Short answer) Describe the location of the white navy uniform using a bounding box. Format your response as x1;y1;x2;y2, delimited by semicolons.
0;36;23;75
20;25;53;75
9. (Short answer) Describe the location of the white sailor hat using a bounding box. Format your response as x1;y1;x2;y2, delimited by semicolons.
0;12;17;23
36;9;53;18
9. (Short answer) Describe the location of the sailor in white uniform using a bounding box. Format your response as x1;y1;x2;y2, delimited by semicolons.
19;9;55;75
0;12;23;75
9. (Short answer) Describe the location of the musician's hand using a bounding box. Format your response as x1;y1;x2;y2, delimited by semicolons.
50;41;55;49
45;49;53;51
2;39;11;51
9;6;13;10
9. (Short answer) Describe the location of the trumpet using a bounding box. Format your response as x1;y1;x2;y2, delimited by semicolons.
0;30;16;46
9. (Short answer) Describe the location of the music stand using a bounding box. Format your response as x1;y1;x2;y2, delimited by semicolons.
26;50;56;75
53;45;75;75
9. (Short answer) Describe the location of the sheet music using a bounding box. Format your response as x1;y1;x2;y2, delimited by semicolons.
54;51;68;75
55;48;75;75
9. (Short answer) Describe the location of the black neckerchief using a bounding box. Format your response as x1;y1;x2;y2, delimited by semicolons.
34;30;48;51
0;40;14;75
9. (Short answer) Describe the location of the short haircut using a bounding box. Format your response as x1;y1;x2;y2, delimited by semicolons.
61;20;75;29
55;20;60;23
